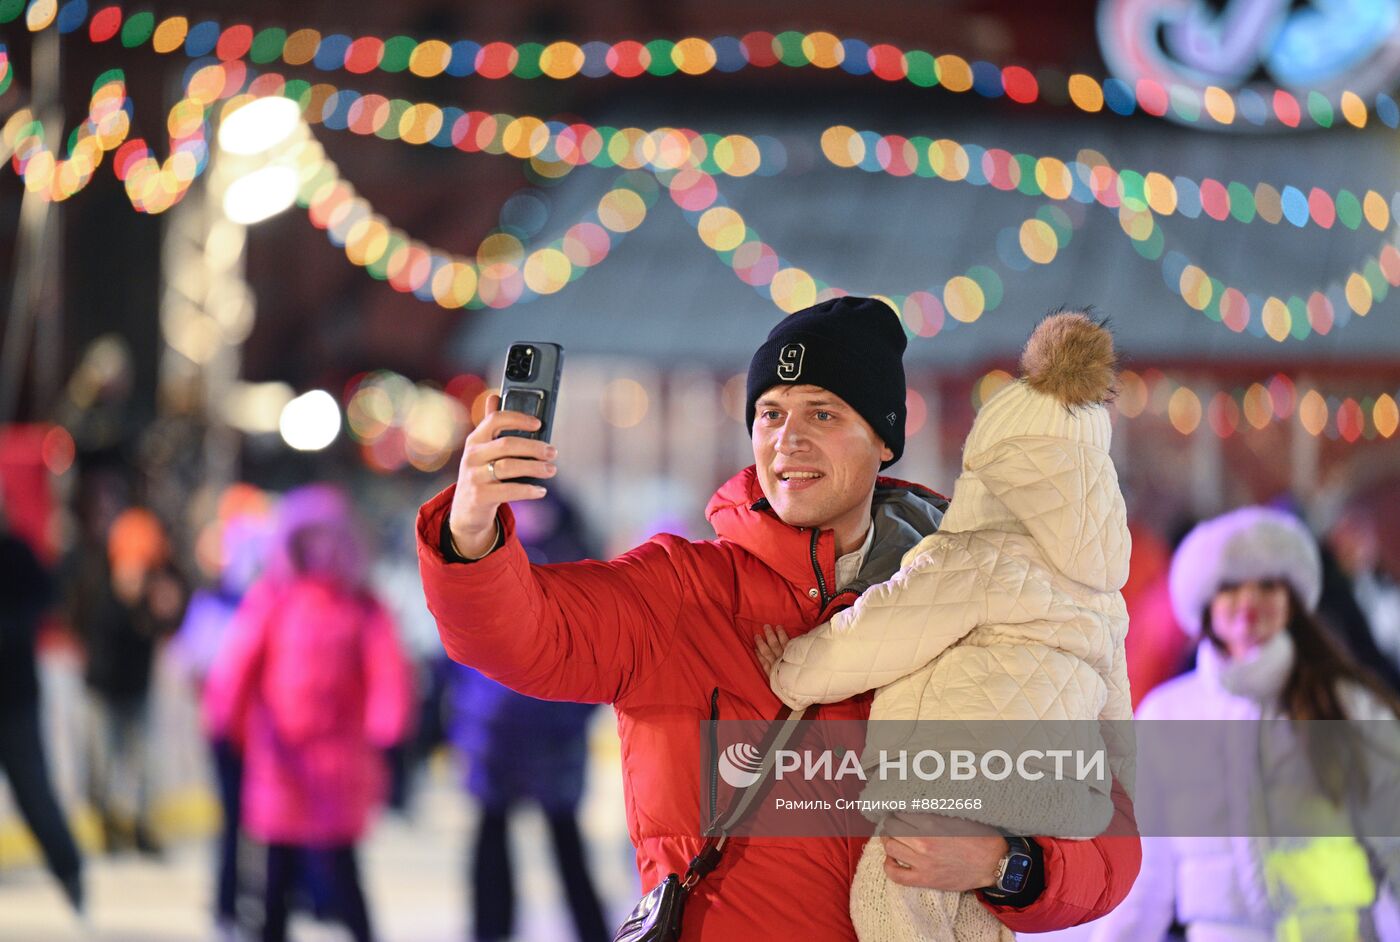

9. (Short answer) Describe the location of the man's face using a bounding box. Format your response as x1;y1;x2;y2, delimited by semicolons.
751;384;893;532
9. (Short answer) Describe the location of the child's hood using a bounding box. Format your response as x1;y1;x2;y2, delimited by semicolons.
946;436;1132;594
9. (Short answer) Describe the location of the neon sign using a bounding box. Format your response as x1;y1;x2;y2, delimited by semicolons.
1098;0;1400;129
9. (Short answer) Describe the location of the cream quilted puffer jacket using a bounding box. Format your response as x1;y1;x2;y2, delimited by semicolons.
771;431;1134;942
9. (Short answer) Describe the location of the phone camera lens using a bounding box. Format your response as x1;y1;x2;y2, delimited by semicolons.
505;346;536;382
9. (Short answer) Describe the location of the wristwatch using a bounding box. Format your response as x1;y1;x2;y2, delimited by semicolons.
982;836;1034;898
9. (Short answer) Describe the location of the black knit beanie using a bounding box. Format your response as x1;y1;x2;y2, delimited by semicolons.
745;296;908;469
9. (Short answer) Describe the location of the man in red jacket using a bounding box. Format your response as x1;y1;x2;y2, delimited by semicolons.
418;296;1140;939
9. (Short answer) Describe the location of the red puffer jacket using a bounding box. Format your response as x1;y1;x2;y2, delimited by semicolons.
417;467;1140;939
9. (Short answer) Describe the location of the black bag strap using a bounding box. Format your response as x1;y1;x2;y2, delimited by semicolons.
681;705;808;889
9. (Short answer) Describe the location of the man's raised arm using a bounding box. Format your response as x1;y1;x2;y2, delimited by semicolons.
416;394;692;705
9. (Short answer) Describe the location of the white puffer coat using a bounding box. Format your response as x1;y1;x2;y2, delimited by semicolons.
771;433;1135;808
1089;636;1400;942
770;431;1134;942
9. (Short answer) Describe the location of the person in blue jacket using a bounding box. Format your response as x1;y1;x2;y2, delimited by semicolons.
446;489;609;942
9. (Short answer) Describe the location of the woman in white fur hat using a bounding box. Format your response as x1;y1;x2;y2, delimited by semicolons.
1092;506;1400;942
757;310;1135;942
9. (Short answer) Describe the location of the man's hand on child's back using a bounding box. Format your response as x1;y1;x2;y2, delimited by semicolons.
881;814;1007;892
754;624;790;676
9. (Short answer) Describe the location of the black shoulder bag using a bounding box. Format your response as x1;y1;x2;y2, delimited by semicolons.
612;705;808;942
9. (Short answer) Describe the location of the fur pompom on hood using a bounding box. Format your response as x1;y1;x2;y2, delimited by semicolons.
1021;310;1118;408
962;308;1119;461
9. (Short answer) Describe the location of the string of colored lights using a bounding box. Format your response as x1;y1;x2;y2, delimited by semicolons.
286;76;1090;324
1157;243;1397;338
1;53;220;213
214;67;1400;335
191;56;1081;318
196;63;675;310
663;156;1091;331
822;126;1397;234
302;151;660;310
1056;194;1400;343
0;45;1090;324
824;126;1400;341
18;0;1400;133
220;67;784;178
3;67;129;201
294;100;1091;322
975;368;1400;443
284;108;1400;329
5;46;1396;329
7;67;1393;334
1123;372;1400;442
222;71;1395;221
1104;174;1399;342
114;90;211;214
0;54;684;307
213;64;1400;333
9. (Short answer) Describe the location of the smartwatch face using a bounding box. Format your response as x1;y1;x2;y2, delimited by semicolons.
999;853;1033;894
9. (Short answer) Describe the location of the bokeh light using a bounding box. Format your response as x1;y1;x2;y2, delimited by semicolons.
1167;387;1201;435
972;370;1014;410
1375;394;1399;438
600;378;650;428
1115;370;1148;418
721;374;748;423
905;388;927;437
41;425;76;475
218;95;300;154
1242;383;1274;429
279;389;341;451
1299;390;1329;436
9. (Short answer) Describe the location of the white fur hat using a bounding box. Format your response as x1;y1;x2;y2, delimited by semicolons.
1168;506;1322;638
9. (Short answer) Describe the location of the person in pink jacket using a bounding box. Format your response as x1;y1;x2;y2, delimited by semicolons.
204;484;414;942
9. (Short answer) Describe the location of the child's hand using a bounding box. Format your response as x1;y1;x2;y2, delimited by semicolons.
754;624;790;675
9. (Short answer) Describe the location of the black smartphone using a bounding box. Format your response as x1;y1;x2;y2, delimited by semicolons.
495;341;564;487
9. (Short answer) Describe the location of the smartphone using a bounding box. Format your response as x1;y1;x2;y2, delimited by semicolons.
496;341;564;487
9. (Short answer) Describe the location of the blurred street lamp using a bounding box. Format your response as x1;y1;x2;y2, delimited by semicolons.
213;96;312;227
157;92;329;496
222;164;299;225
279;389;341;451
222;380;294;435
216;96;302;156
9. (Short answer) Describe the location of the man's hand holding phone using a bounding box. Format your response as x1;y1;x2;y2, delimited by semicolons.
447;393;556;558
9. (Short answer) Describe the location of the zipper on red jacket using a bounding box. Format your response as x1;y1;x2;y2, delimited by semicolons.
708;687;720;825
809;528;832;608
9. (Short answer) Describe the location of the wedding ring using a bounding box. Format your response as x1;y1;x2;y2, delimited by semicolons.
487;460;500;482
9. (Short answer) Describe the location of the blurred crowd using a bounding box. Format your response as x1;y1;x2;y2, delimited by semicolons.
0;335;617;942
1;466;616;942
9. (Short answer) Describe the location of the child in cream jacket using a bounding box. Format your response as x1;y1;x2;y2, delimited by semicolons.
761;311;1134;942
